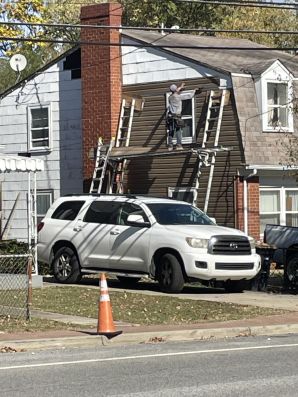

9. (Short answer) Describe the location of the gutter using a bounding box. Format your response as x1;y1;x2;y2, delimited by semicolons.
245;165;298;171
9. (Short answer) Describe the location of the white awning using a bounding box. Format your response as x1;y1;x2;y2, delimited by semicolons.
0;155;44;172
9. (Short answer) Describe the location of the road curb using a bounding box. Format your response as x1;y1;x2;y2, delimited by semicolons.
1;323;298;352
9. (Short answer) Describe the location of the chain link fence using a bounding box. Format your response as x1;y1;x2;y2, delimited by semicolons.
0;254;32;320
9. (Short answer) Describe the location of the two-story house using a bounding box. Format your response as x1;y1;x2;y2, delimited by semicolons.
0;2;297;242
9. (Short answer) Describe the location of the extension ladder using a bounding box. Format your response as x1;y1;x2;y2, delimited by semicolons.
89;137;115;194
193;89;228;211
110;97;136;193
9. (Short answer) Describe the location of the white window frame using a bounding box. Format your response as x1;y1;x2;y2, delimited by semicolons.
36;190;53;222
28;104;52;151
262;79;293;133
168;187;196;204
166;91;196;144
260;187;298;235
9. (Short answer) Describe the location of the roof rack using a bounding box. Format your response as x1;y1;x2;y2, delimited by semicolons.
64;193;139;199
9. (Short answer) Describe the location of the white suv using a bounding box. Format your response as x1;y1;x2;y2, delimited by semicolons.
37;194;261;293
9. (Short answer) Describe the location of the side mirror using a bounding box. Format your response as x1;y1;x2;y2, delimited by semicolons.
126;214;151;228
209;217;216;224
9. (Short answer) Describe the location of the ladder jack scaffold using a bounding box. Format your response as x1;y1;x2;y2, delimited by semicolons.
90;89;231;213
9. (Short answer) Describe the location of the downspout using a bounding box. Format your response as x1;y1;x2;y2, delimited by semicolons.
243;169;257;235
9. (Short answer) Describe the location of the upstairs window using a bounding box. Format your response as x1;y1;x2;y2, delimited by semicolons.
267;83;288;129
28;105;51;151
166;91;195;143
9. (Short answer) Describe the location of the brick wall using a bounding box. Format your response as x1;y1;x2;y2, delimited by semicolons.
80;3;122;191
235;175;260;240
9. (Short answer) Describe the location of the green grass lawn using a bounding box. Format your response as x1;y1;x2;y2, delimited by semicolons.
34;286;285;324
0;285;287;333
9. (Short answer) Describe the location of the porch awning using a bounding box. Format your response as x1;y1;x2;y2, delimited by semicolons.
0;155;44;172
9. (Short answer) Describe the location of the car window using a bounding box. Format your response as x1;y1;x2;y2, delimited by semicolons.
118;203;149;225
51;201;85;221
147;203;214;225
83;201;122;224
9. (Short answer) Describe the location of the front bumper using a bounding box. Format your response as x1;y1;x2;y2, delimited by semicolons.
182;252;261;281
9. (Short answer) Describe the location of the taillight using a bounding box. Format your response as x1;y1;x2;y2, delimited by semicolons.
37;222;44;232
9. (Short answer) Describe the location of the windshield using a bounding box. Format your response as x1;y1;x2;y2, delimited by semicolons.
147;203;215;225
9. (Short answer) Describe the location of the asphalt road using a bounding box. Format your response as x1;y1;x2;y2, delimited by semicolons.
1;334;298;397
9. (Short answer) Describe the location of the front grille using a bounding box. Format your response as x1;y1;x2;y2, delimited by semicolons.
215;262;254;270
209;235;251;256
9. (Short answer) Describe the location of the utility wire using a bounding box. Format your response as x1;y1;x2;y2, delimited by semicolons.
176;0;298;9
2;0;298;9
1;21;298;36
1;36;298;51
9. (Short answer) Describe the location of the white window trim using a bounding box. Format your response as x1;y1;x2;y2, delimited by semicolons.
166;91;196;144
36;189;53;219
260;187;298;234
168;187;196;203
261;79;293;133
27;103;52;152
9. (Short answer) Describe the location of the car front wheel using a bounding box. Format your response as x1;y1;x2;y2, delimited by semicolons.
157;253;184;293
52;246;81;284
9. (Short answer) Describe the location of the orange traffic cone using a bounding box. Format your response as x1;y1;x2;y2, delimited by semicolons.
97;273;122;338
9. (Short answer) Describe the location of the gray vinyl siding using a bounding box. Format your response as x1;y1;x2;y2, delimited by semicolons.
123;78;244;227
0;56;82;241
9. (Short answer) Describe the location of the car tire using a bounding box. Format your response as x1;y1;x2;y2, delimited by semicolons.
224;280;248;293
157;253;184;293
286;255;298;285
117;276;141;288
52;246;81;284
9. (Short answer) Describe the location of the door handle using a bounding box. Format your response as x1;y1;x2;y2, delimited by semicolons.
110;230;120;235
73;226;82;232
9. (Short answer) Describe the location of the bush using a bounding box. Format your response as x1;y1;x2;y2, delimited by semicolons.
0;240;29;254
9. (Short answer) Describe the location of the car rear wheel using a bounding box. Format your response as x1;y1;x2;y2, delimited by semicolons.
157;253;184;293
52;246;81;284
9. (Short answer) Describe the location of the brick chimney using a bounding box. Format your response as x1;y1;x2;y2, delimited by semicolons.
80;3;122;191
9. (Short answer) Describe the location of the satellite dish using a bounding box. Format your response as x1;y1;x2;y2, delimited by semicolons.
9;54;27;72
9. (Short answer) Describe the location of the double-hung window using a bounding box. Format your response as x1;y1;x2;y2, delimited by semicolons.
166;91;195;143
267;82;288;129
260;188;298;234
28;105;51;151
36;190;53;224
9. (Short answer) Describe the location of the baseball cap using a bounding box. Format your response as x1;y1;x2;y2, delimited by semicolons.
170;84;177;92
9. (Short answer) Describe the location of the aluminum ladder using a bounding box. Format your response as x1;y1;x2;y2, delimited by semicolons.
89;137;115;194
110;98;136;193
193;89;228;210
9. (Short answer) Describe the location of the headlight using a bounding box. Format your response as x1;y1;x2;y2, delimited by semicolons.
186;237;209;248
249;237;256;250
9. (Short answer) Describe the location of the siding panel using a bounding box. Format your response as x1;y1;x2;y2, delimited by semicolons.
123;78;244;227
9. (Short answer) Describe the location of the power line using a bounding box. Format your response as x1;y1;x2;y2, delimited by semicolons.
2;0;298;9
176;0;298;9
1;35;298;51
1;21;298;36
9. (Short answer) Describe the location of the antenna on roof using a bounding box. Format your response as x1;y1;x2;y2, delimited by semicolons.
9;54;27;83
